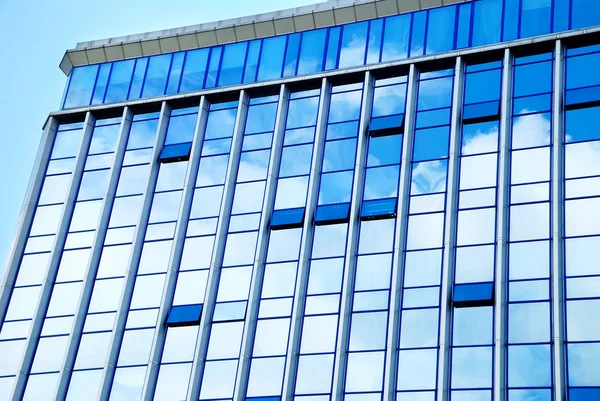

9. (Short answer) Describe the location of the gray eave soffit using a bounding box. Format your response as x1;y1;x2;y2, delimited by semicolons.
59;0;471;76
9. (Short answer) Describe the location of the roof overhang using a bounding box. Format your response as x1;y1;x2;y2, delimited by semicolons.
59;0;471;75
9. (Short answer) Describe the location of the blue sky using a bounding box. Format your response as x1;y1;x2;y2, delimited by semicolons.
0;0;321;278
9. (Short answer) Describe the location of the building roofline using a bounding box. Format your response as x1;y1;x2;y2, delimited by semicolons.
59;0;470;76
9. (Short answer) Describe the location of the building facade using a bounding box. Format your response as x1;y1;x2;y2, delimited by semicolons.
2;0;600;400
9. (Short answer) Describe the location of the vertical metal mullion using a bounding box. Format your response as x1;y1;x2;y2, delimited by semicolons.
331;71;373;401
0;117;57;326
141;97;209;401
282;77;331;400
436;56;465;401
54;107;133;401
551;39;566;401
494;48;513;401
383;63;418;401
96;102;171;401
186;90;249;401
233;84;289;401
11;112;96;401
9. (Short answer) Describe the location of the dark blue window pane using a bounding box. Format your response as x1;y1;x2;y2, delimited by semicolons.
410;11;427;57
142;54;171;98
92;63;111;105
361;198;397;220
166;52;185;95
571;0;600;29
513;94;551;115
456;3;472;49
271;208;305;230
569;388;600;401
315;203;351;225
465;69;501;104
503;0;519;41
297;29;326;75
367;19;383;64
220;42;247;86
64;65;99;108
566;87;600;109
553;0;570;32
416;109;451;129
472;0;501;46
284;33;301;77
413;126;450;161
382;14;410;62
258;36;286;81
205;47;222;89
367;134;402;167
180;48;209;93
129;58;148;100
244;40;261;83
453;282;494;307
426;6;456;55
369;114;404;136
159;142;192;163
514;61;552;97
567;53;600;90
166;114;197;145
339;22;368;68
463;101;500;124
520;0;551;38
326;27;341;70
167;304;203;326
105;60;135;103
566;106;600;142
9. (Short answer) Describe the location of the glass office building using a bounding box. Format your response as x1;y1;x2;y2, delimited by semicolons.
3;0;600;400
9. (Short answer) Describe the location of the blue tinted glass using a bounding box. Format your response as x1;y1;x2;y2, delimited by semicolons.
284;33;301;77
416;109;451;129
323;139;357;172
329;90;362;123
167;304;203;326
129;58;148;100
513;94;552;115
411;160;448;195
220;42;247;86
315;203;351;224
258;36;286;81
382;14;410;62
206;108;237;140
503;0;519;41
298;29;326;75
463;101;500;123
339;22;368;68
472;0;501;46
456;3;472;49
247;397;280;401
367;19;383;64
319;171;353;204
166;114;197;145
361;198;397;220
514;62;552;97
571;0;600;29
202;138;232;156
364;165;400;200
426;6;456;55
142;54;171;98
566;87;600;108
569;388;600;401
326;27;341;70
327;121;359;140
367;134;402;167
453;282;494;306
280;144;312;177
372;84;407;117
370;114;404;134
244;40;261;83
567;53;600;89
520;0;551;38
553;0;570;32
246;103;278;134
64;65;99;108
205;47;222;89
465;70;501;104
287;97;319;129
271;208;305;228
128;119;159;149
105;60;135;103
166;52;185;95
159;142;192;163
410;11;427;57
180;48;209;92
566;107;600;142
413;127;450;161
92;63;111;105
418;77;453;110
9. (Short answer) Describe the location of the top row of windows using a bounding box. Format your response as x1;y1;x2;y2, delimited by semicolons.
61;0;600;109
